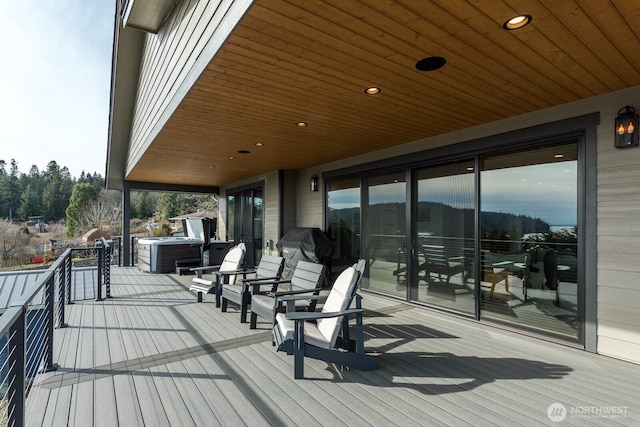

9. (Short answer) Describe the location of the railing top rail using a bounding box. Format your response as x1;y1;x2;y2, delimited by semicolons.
0;248;73;327
0;306;24;337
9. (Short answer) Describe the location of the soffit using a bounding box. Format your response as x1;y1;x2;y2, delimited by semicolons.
124;0;640;187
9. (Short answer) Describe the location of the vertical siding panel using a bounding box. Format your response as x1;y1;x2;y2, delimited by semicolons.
130;0;213;163
128;0;253;170
131;0;197;147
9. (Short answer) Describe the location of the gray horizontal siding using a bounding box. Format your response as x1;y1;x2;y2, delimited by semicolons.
127;0;254;174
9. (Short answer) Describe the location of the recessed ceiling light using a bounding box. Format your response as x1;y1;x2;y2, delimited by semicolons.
296;122;308;127
554;154;564;158
364;87;381;95
228;156;235;160
503;15;532;30
415;56;446;71
466;167;474;171
255;142;264;147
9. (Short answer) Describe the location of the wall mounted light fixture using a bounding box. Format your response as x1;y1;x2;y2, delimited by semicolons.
615;106;639;148
310;174;319;192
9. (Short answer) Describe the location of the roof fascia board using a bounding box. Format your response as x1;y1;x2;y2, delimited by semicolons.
106;23;145;190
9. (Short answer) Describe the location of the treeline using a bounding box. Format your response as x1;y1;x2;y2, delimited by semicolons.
0;159;103;222
480;211;550;238
0;158;218;238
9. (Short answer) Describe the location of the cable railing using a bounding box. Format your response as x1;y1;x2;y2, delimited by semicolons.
0;238;112;427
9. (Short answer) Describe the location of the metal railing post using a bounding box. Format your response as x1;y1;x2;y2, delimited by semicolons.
96;246;103;301
8;309;26;427
104;241;112;298
131;236;137;266
117;237;122;266
65;254;72;305
57;263;68;329
44;276;58;372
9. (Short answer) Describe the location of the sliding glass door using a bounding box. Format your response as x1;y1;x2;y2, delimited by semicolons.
227;187;263;267
412;160;476;314
327;178;361;282
480;141;579;339
363;172;407;297
324;136;581;342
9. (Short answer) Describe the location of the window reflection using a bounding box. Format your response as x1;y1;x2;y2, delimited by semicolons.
414;161;475;314
327;178;361;280
480;142;578;339
365;172;406;297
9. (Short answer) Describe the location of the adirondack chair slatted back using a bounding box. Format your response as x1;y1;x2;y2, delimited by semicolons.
289;261;326;293
420;244;465;284
220;243;246;284
249;260;325;329
250;255;284;292
315;266;359;348
220;253;283;323
351;259;366;301
423;244;448;268
255;255;284;278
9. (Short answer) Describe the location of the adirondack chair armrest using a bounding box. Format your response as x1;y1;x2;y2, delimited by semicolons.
255;278;291;287
242;275;279;283
277;290;328;312
284;308;364;321
233;268;256;276
273;287;323;298
218;268;249;275
251;279;291;294
190;265;221;278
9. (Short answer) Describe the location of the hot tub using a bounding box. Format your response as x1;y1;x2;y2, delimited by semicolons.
137;237;202;273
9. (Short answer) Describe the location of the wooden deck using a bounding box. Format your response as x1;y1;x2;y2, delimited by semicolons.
27;266;639;426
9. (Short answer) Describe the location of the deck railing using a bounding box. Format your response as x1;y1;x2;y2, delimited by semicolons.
0;238;112;427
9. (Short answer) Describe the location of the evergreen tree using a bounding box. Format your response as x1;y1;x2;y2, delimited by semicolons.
66;183;98;237
156;193;181;221
42;162;69;221
133;191;154;219
0;160;22;219
7;160;21;220
0;164;8;218
18;184;40;220
24;165;44;217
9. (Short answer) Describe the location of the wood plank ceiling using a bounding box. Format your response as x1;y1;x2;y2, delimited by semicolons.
126;0;640;187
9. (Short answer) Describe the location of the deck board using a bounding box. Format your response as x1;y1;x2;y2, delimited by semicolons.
27;266;640;426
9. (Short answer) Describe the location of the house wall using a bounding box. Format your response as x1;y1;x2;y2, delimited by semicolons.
218;170;280;256
292;86;640;364
215;82;640;364
125;0;253;175
280;170;298;235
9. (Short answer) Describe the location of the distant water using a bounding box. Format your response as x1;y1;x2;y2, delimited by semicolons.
551;226;575;232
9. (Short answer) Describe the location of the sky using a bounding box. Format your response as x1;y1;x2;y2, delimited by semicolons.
0;0;115;178
329;161;577;227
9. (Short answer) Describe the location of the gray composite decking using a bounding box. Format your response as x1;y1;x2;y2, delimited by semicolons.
26;266;639;426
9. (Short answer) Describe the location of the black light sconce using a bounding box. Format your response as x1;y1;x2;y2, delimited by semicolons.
310;174;319;192
615;106;639;148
